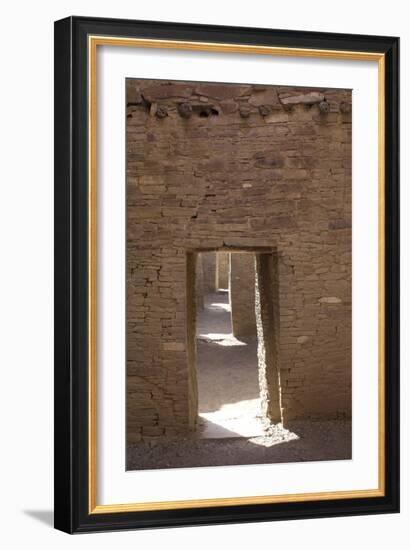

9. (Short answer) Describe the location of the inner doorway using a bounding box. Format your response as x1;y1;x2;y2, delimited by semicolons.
195;251;265;439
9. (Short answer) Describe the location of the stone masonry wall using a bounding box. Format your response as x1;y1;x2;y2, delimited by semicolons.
216;252;229;290
201;252;216;292
255;252;282;423
126;78;352;444
229;253;257;337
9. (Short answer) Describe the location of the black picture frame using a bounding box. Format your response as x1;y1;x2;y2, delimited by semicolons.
54;15;400;533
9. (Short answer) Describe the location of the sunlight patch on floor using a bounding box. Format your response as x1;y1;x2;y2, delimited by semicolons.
250;426;300;447
197;332;248;346
209;301;231;312
198;398;300;446
198;397;265;438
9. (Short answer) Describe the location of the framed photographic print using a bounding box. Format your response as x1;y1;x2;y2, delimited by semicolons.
54;16;399;533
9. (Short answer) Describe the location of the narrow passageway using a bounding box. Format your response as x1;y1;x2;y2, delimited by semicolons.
196;289;265;438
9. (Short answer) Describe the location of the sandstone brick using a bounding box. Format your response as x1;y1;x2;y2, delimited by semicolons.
279;91;325;105
319;296;342;304
162;342;186;351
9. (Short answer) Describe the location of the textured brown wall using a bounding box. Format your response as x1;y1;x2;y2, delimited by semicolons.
126;78;352;444
201;252;216;292
230;253;257;337
216;252;229;289
255;252;282;423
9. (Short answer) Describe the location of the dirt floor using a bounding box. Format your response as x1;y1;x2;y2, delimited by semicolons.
127;419;351;470
127;290;351;471
196;290;264;438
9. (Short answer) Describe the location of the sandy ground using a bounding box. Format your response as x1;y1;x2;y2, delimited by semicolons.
196;290;264;438
127;419;351;470
127;290;351;471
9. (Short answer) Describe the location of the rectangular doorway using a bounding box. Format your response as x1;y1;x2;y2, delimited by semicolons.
195;251;264;439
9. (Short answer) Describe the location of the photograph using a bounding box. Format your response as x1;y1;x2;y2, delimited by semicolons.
126;78;352;470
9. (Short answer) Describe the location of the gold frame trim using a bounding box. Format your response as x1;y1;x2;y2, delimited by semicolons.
88;36;386;514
